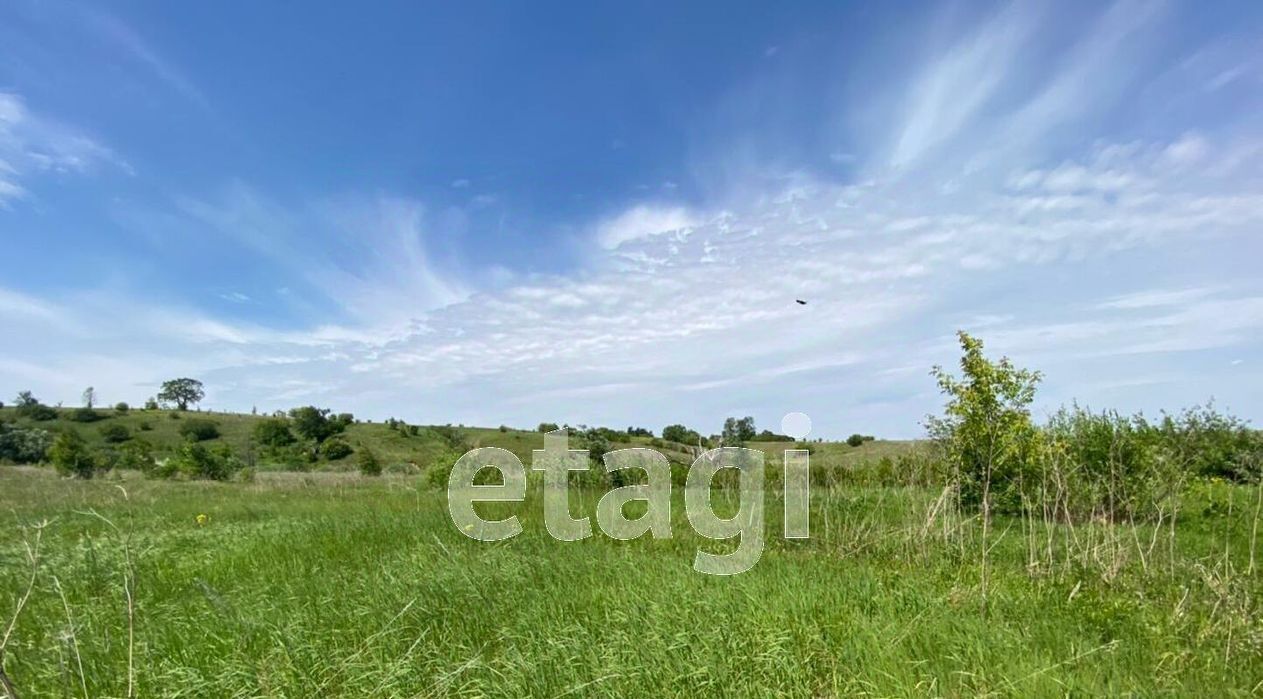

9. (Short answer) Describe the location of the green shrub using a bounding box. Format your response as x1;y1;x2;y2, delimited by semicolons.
0;423;51;463
538;422;559;433
662;424;700;444
927;331;1041;515
357;448;382;476
424;450;465;488
138;421;153;431
114;402;130;413
320;438;353;460
289;406;345;443
1040;406;1178;520
169;442;240;480
13;392;57;421
254;418;296;447
179;418;220;442
50;430;97;479
116;439;156;472
69;407;104;423
846;434;865;447
98;423;131;443
1156;404;1262;481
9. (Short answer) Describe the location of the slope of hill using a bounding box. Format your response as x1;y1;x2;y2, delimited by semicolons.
0;406;921;472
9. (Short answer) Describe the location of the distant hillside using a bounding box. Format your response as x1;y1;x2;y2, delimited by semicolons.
0;406;921;471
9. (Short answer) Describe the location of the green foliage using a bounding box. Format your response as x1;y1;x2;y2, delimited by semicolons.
0;422;51;463
320;437;354;460
928;331;1041;514
179;418;221;442
537;422;560;433
168;442;241;480
138;421;153;431
14;391;58;421
0;469;1261;696
114;402;130;413
1041;406;1179;520
158;377;205;410
98;422;131;444
144;397;159;410
115;439;156;472
847;433;866;447
1156;404;1262;481
428;424;469;451
288;406;345;443
357;447;382;476
722;416;756;445
50;429;97;479
253;418;296;448
576;428;612;465
662;423;700;444
69;406;104;422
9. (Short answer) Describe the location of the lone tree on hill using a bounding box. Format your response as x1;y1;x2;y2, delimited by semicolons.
158;378;205;411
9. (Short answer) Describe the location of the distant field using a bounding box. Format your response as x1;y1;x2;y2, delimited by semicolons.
0;466;1259;696
0;406;922;472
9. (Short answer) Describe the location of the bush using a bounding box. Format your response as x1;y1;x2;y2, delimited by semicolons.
69;407;104;423
138;421;153;431
1041;406;1177;520
357;448;382;476
50;430;97;479
1156;404;1262;481
538;422;560;433
144;397;159;410
114;402;130;413
662;424;701;445
927;332;1041;515
179;418;220;442
254;418;296;447
13;392;56;420
98;423;131;444
289;406;345;443
169;442;240;480
116;439;156;472
846;434;865;447
0;423;51;463
320;438;353;460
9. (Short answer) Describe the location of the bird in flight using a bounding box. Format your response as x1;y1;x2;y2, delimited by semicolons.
795;299;807;305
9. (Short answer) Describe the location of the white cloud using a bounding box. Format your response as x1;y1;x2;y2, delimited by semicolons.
0;91;127;203
5;4;1263;435
595;204;702;249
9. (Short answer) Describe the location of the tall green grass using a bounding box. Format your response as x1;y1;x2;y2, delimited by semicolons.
1;466;1260;697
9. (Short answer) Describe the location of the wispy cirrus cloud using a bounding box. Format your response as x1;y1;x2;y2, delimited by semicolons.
3;0;1262;436
0;91;127;204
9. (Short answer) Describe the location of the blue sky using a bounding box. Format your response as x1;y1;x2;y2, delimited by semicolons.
1;0;1262;438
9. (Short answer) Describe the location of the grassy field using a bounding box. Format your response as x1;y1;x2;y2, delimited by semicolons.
1;464;1260;697
0;406;918;473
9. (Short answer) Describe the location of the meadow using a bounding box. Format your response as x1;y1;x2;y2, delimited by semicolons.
1;458;1260;697
3;337;1262;697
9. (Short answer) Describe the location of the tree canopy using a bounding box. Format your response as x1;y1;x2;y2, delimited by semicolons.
158;378;205;411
